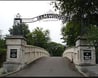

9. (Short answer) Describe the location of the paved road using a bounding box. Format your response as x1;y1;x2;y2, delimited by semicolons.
7;57;83;77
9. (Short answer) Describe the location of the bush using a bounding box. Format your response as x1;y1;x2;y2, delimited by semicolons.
0;39;6;67
95;47;98;64
0;49;6;67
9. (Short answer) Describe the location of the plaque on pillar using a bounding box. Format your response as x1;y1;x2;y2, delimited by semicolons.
83;50;91;60
10;49;17;58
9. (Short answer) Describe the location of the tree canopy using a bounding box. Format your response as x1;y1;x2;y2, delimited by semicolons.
46;42;65;56
52;0;98;45
9;23;30;38
61;21;81;47
0;38;6;67
27;27;50;49
52;0;98;62
0;38;6;54
53;0;98;22
9;23;30;44
85;25;98;45
53;0;98;35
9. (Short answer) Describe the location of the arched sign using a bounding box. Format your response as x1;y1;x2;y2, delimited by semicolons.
14;13;67;25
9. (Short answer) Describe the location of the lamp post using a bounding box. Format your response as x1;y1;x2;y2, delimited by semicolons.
14;13;22;25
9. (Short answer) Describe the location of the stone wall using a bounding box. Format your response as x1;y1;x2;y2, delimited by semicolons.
3;36;50;72
24;45;49;64
63;37;96;66
62;47;79;64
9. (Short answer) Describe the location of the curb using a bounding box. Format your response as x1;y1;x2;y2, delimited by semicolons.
0;68;21;77
75;65;98;77
75;65;88;77
0;57;47;77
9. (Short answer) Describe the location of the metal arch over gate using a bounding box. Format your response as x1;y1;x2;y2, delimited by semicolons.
14;13;67;25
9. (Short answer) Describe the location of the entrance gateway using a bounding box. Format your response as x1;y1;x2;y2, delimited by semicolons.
3;12;96;73
14;13;67;25
3;12;67;72
12;12;96;65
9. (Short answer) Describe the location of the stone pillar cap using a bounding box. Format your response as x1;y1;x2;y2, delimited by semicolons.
6;35;26;41
76;36;87;40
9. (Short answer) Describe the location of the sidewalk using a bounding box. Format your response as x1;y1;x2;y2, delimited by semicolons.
75;64;98;77
0;68;4;75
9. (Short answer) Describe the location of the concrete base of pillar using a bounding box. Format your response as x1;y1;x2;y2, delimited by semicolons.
3;62;24;73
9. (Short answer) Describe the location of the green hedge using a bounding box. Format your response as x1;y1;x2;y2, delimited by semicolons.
96;53;98;64
95;47;98;64
0;49;6;67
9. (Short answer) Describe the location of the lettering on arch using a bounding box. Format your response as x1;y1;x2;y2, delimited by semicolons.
14;13;66;25
37;14;64;21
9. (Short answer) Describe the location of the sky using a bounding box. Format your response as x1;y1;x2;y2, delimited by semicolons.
0;1;65;45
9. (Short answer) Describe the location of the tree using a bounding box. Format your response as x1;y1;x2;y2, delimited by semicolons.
9;23;30;38
52;0;98;62
85;25;98;63
53;0;98;35
52;0;98;45
61;21;81;47
84;25;98;43
27;27;50;49
46;42;65;56
9;23;30;44
0;38;6;67
0;39;6;54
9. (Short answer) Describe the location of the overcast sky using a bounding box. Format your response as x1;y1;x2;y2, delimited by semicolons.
0;1;65;45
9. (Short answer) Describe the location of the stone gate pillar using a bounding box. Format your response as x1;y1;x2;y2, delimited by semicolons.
75;36;96;65
3;36;26;72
